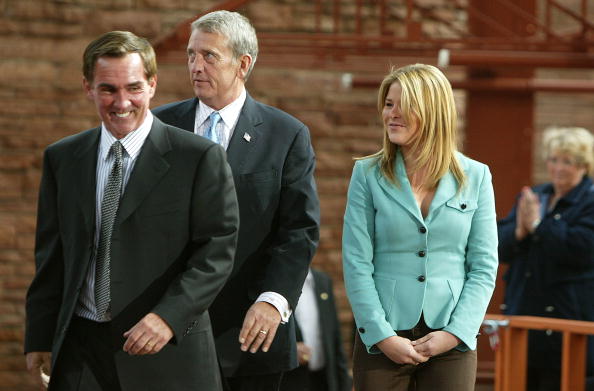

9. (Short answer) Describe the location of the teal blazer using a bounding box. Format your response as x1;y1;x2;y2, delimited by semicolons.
342;152;498;352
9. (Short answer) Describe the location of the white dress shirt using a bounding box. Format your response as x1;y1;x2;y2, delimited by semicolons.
295;269;326;370
76;112;154;321
193;88;246;151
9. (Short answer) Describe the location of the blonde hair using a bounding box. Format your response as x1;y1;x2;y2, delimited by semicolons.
543;126;594;175
365;64;465;189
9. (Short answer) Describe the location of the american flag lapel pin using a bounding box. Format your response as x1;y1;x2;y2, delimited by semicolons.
243;132;252;142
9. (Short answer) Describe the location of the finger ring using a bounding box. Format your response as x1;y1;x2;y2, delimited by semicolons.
302;354;309;361
146;341;153;347
259;330;268;335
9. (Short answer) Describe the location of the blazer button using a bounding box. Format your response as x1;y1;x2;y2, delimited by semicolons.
417;275;426;282
419;226;427;234
358;327;366;333
417;250;426;257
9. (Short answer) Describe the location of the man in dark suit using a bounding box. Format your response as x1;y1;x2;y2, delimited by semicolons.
281;268;352;391
153;10;320;391
24;31;239;391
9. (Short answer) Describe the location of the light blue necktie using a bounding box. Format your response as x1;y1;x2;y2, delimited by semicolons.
205;111;221;144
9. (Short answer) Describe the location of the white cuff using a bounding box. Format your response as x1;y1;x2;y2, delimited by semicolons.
256;292;292;324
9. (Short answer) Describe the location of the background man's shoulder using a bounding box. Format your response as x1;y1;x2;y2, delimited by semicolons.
152;98;196;120
157;118;217;154
250;99;308;134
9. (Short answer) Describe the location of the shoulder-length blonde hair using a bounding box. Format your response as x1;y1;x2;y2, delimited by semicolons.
365;64;466;189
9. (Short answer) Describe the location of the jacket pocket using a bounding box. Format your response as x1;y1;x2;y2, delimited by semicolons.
445;199;478;213
237;169;280;214
139;199;185;217
239;169;278;184
374;276;397;321
447;279;464;305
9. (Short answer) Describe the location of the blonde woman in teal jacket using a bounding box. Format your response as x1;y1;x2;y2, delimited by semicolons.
342;64;498;391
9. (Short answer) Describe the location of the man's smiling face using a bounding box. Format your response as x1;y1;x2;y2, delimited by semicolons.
84;53;156;139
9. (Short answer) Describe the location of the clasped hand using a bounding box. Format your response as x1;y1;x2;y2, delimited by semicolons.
515;186;541;240
377;330;460;365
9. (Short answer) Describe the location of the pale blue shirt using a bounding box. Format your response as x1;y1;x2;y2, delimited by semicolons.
194;88;246;150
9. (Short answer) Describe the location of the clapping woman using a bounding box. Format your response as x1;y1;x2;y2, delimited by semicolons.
498;126;594;391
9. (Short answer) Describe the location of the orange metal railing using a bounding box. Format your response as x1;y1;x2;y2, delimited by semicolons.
483;314;594;391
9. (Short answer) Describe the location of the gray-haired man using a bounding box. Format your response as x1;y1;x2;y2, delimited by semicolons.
153;10;320;391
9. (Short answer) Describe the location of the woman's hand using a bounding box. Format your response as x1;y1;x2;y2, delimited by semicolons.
376;335;429;365
411;331;460;357
515;186;541;240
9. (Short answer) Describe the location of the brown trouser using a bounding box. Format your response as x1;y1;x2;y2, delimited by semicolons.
352;319;477;391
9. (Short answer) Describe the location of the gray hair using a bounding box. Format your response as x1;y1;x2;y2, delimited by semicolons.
192;10;258;80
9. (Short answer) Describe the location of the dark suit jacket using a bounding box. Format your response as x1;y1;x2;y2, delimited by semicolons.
153;94;321;376
498;175;594;372
25;118;239;390
282;269;352;391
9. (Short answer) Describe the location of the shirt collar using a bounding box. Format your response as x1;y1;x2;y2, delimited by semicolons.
197;87;246;129
100;111;153;160
304;268;314;286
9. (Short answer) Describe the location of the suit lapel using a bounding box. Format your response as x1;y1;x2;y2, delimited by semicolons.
73;128;100;236
377;152;424;224
377;152;462;223
427;170;458;219
226;94;263;171
173;98;198;132
116;119;171;223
